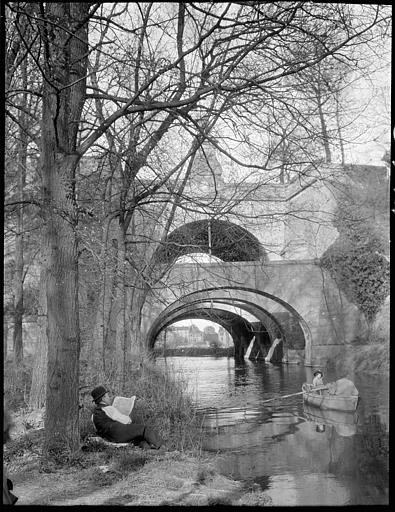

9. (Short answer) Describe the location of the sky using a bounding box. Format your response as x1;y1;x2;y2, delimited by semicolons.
173;319;215;331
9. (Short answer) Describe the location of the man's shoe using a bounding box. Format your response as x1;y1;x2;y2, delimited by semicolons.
139;440;151;451
144;427;165;448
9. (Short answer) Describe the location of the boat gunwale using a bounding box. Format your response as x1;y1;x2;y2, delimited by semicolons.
303;391;358;401
302;382;359;401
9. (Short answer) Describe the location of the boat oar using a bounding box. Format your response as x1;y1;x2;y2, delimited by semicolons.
262;386;329;404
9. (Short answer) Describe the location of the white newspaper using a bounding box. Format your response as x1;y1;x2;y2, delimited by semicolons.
102;396;136;425
113;395;136;416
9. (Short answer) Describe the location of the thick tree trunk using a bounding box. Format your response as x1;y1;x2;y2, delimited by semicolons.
29;267;48;409
42;156;81;454
39;3;90;455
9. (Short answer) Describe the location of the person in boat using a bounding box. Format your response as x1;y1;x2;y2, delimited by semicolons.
312;370;324;387
312;370;327;395
91;385;165;450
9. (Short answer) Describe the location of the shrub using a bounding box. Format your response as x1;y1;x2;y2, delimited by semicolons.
320;201;389;323
127;355;204;451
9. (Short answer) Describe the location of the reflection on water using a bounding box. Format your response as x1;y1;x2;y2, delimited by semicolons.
157;356;389;506
302;405;358;437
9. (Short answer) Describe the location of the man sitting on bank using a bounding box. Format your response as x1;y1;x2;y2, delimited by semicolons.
91;385;164;450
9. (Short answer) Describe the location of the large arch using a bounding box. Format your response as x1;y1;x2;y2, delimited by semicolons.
153;219;267;264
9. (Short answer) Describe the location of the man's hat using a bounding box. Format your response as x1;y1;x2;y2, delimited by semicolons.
91;385;107;403
313;370;323;377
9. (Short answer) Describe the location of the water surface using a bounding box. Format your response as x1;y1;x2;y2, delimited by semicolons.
157;356;389;506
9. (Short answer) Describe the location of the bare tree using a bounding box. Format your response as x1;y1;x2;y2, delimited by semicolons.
5;1;390;455
5;2;41;364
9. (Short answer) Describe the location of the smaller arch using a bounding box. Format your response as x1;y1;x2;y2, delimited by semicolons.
153;306;260;361
145;286;312;365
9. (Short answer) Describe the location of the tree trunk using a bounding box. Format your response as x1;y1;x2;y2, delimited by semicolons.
4;320;9;360
317;93;332;164
29;267;48;409
39;3;90;455
42;156;81;454
114;222;127;388
13;209;24;363
128;279;149;353
335;93;345;166
90;216;117;371
13;58;28;364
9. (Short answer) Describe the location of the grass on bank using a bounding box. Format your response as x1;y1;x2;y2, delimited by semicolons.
4;350;205;477
78;352;205;453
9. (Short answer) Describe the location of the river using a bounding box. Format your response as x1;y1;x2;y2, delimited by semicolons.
157;356;389;506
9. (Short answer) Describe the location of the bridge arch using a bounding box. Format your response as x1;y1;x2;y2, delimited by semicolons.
146;286;312;363
156;307;258;358
150;300;288;362
154;219;268;264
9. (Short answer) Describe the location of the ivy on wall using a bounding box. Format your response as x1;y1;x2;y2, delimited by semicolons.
320;199;389;324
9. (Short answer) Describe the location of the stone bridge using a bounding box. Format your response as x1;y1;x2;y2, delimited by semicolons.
127;153;386;368
141;259;368;367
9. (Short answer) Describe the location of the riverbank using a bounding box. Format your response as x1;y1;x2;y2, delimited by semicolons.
326;340;389;375
10;451;272;506
3;354;271;506
5;424;272;506
154;347;234;357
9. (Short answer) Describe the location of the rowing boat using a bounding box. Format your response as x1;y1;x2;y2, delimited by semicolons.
302;381;359;412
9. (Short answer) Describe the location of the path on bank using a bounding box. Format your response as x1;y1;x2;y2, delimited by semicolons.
11;450;272;506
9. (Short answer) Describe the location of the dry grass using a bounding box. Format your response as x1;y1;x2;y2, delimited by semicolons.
79;351;204;452
5;350;203;480
8;448;274;507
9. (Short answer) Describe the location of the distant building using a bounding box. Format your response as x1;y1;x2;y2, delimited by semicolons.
157;323;206;348
156;322;234;350
188;324;205;345
218;326;233;347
